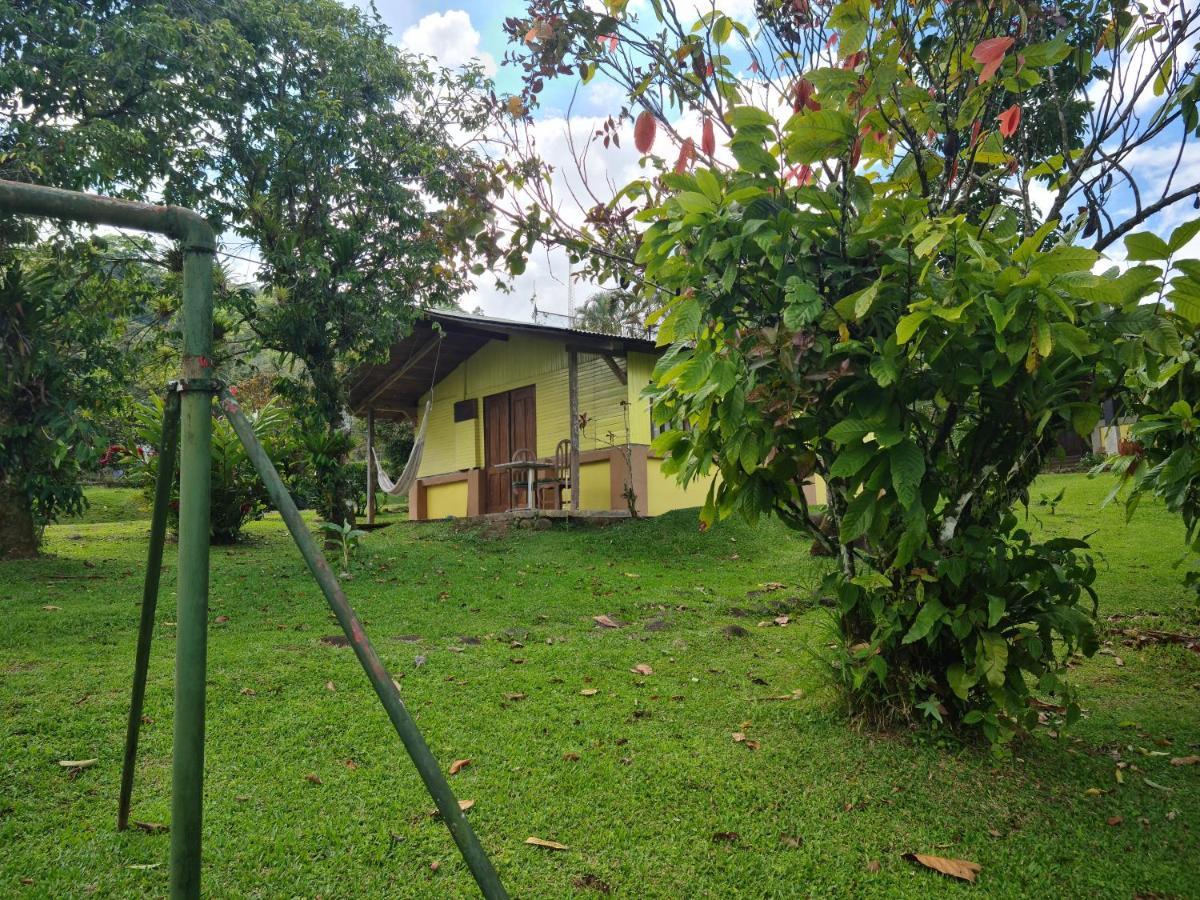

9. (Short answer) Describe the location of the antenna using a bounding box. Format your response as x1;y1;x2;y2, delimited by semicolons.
566;258;575;326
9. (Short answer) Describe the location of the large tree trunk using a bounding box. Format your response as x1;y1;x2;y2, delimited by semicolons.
0;478;38;558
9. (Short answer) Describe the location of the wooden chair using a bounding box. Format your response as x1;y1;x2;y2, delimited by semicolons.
535;439;572;510
508;448;535;510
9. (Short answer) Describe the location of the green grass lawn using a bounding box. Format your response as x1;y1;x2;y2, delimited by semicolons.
1;476;1197;898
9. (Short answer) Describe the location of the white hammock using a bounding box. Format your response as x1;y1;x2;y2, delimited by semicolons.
371;399;431;496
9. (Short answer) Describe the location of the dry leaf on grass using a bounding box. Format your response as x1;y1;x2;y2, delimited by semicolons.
1171;755;1200;766
711;831;739;843
430;860;440;872
865;860;881;873
325;681;336;692
57;759;97;769
304;773;322;785
580;688;599;697
239;687;256;696
744;739;760;750
42;605;61;611
431;799;476;817
630;664;654;676
215;615;230;625
525;836;569;851
732;732;746;743
128;863;160;870
903;853;981;883
504;692;527;701
132;821;168;834
592;615;621;628
449;758;472;776
1107;815;1123;826
563;752;581;761
779;835;802;848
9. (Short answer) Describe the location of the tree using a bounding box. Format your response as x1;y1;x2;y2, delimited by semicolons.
0;236;169;555
495;0;1200;745
574;287;655;336
2;0;503;534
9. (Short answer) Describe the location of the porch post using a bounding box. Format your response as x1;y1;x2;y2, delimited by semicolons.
366;408;376;525
568;350;580;510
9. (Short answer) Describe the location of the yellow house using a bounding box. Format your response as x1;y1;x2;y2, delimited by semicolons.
348;310;823;521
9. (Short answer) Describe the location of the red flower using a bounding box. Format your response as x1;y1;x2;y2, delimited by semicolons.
998;103;1021;138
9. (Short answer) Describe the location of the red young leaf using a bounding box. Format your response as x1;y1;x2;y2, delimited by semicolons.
634;111;657;155
793;79;820;112
701;119;716;157
998;103;1022;138
675;138;696;174
972;36;1015;83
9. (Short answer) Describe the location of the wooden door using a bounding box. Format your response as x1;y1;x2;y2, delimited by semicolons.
482;386;537;513
484;392;511;513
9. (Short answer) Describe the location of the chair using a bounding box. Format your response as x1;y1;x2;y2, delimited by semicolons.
535;439;572;510
508;448;535;510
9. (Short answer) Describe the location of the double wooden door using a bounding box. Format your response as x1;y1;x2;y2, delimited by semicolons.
483;385;537;513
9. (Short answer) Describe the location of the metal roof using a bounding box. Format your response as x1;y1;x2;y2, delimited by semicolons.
347;309;659;420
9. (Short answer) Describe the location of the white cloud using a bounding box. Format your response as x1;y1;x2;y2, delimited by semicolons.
400;10;496;76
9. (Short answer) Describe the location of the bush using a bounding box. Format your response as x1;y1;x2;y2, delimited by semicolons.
128;396;287;544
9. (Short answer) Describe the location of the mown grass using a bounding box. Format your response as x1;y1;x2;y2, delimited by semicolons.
1;475;1197;898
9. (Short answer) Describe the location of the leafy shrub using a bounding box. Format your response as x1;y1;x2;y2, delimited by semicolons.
128;396;287;544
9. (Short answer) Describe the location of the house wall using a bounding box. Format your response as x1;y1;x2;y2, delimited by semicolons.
417;334;642;478
425;480;469;519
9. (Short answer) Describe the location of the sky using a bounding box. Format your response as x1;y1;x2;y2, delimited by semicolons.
337;1;1199;323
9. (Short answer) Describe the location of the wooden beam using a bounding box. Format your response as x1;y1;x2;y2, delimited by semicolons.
568;350;580;511
366;408;376;526
360;334;441;409
600;353;627;385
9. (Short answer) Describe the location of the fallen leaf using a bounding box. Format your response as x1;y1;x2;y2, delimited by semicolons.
1107;815;1123;826
127;863;160;870
1170;755;1200;766
865;860;881;873
774;615;790;626
42;605;62;611
732;732;746;743
780;835;803;848
525;836;569;850
592;615;621;628
580;688;599;697
563;752;580;762
325;681;336;692
57;759;98;769
132;821;168;834
630;664;654;676
215;615;230;625
305;773;322;785
744;740;760;751
903;853;981;883
414;655;427;667
239;687;257;696
712;831;739;843
504;693;527;701
449;759;472;776
431;799;475;817
1084;787;1106;796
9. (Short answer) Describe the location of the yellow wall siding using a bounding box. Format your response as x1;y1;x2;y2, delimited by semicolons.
626;352;657;446
416;335;652;477
575;459;612;510
646;458;714;516
425;481;468;518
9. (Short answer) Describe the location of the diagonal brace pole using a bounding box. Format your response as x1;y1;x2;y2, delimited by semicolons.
216;388;508;899
118;390;182;831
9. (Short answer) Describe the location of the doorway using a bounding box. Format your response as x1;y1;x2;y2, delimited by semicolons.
483;385;537;512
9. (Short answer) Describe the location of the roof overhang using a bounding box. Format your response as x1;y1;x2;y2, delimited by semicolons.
347;309;659;420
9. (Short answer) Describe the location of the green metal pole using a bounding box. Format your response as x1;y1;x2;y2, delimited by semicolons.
118;390;181;831
217;388;508;900
0;179;216;899
170;254;215;900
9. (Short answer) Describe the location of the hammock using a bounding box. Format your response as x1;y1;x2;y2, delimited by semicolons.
371;398;432;496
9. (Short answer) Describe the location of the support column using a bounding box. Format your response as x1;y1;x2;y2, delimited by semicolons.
366;408;376;526
171;246;215;899
568;350;580;511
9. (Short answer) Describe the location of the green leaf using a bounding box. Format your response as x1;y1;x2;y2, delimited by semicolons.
782;277;822;328
902;597;948;644
826;417;875;444
1070;403;1102;438
896;310;929;344
978;631;1009;688
947;664;977;700
829;441;875;478
1031;246;1099;277
1125;232;1171;262
730;106;776;129
987;594;1005;628
888;439;925;509
675;192;714;214
1168;218;1200;253
839;490;876;543
783;110;855;163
